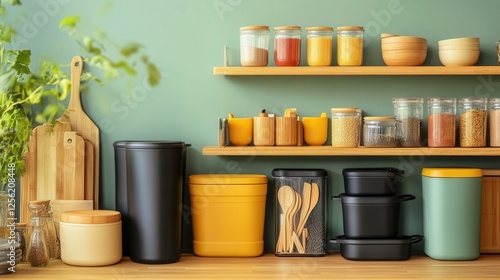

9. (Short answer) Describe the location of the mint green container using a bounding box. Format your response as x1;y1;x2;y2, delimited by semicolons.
422;168;482;260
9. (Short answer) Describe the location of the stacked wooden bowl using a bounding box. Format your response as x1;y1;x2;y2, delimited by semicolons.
381;34;428;66
438;37;480;66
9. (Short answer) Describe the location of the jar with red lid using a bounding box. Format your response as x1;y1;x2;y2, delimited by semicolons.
274;26;301;66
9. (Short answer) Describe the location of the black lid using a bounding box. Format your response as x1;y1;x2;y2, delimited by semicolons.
334;193;415;204
342;167;404;177
113;140;143;149
125;141;190;149
272;168;327;177
331;235;423;245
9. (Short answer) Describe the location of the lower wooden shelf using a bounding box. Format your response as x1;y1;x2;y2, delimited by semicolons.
7;253;500;279
202;146;500;156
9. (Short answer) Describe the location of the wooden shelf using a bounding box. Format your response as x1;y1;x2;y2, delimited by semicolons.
213;66;500;76
202;146;500;156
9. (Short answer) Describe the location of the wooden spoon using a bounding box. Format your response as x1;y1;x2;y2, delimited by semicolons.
288;191;301;252
296;182;312;235
296;182;320;236
276;186;295;252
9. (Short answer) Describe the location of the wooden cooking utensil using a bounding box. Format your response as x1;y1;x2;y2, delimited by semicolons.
276;185;295;252
61;131;85;200
296;182;312;235
288;191;301;252
296;182;320;236
63;55;100;209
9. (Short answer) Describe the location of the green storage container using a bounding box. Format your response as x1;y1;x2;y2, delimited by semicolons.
422;168;482;260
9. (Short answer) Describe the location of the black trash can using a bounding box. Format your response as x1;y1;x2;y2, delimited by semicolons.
123;141;189;264
113;141;130;256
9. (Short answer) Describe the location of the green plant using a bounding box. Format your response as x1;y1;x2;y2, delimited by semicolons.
0;1;160;190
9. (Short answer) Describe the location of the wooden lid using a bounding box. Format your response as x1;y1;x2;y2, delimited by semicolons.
274;26;301;31
240;25;269;31
306;26;333;32
364;116;396;121
331;108;359;113
337;26;364;31
60;210;121;224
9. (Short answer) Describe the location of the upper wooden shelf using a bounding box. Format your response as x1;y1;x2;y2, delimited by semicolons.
202;146;500;156
213;66;500;76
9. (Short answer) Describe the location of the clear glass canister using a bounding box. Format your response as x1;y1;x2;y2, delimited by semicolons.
490;97;500;147
393;98;423;147
337;26;364;66
331;108;361;147
274;26;301;66
306;26;333;66
363;116;397;148
240;25;270;67
427;98;457;147
496;40;500;64
459;98;487;147
14;223;28;263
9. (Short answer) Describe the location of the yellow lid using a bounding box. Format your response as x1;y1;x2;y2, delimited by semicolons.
337;26;364;31
60;210;121;224
274;26;301;31
306;26;334;32
189;174;267;185
240;25;269;31
422;168;482;178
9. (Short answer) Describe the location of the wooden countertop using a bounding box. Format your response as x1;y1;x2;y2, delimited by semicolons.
4;253;500;279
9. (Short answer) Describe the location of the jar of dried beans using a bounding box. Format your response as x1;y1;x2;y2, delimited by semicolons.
393;98;423;147
337;26;364;66
331;108;361;147
274;26;301;66
306;26;334;66
489;97;500;147
240;26;270;67
427;98;457;147
363;116;398;148
459;98;487;147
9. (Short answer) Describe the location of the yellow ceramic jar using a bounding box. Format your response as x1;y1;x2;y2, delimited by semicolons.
337;26;364;66
306;27;334;66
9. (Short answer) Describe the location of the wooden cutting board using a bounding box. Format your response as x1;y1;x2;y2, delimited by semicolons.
61;131;86;200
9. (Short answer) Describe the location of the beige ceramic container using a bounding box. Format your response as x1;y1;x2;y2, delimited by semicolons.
60;210;122;266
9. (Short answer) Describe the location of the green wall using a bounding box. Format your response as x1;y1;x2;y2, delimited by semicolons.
18;0;500;252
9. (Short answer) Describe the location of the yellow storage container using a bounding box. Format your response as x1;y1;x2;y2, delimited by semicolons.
188;174;268;257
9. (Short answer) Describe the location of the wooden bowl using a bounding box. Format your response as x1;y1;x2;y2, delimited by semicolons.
438;50;480;66
438;37;479;47
382;50;427;66
382;36;427;44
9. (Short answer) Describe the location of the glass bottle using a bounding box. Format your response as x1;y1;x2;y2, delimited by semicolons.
27;215;50;266
337;26;364;66
393;98;424;147
240;25;269;67
28;201;60;260
306;26;334;66
14;223;28;263
331;108;361;147
427;98;457;147
459;98;487;147
497;40;500;64
489;97;500;147
274;26;301;66
363;116;398;148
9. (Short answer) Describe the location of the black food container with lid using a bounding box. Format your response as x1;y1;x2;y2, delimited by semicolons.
342;167;404;196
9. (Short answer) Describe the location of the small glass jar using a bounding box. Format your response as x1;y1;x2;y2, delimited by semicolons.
331;108;361;147
363;116;398;148
393;98;423;147
496;40;500;64
239;26;270;67
274;26;301;66
14;223;28;263
337;26;364;66
459;98;487;147
427;98;457;147
27;215;50;267
306;26;333;66
490;98;500;147
28;201;60;260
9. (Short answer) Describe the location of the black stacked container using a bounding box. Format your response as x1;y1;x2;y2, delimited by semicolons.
330;167;422;261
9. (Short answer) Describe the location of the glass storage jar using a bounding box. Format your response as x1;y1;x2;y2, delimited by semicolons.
28;201;59;260
337;26;364;66
27;215;49;266
331;108;361;147
491;98;500;147
274;26;301;66
363;116;398;148
459;98;487;147
14;223;28;263
497;40;500;64
393;98;423;147
427;98;457;147
306;26;333;66
239;25;269;67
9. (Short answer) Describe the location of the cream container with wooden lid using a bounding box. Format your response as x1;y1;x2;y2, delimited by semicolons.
60;210;122;266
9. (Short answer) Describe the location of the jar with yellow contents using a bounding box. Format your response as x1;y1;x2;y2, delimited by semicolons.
337;26;364;66
306;26;334;66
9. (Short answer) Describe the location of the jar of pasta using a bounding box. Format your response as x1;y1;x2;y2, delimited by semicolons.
240;26;270;67
306;26;333;66
459;98;487;147
274;26;301;66
337;26;364;66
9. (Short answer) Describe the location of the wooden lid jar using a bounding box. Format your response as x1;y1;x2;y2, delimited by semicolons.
59;210;122;266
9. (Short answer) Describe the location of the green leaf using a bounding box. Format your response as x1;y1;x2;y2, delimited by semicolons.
0;24;16;44
58;78;71;100
147;62;160;87
120;42;142;57
59;15;80;29
82;36;102;55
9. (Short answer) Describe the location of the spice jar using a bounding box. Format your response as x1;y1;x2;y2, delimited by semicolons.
459;98;487;147
27;213;49;266
14;223;28;263
427;98;457;147
331;108;361;147
28;200;59;260
490;98;500;147
337;26;364;66
274;26;301;66
240;26;269;67
306;26;333;66
363;116;398;148
393;98;423;147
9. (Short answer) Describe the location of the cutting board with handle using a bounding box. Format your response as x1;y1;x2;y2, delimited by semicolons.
61;131;86;200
